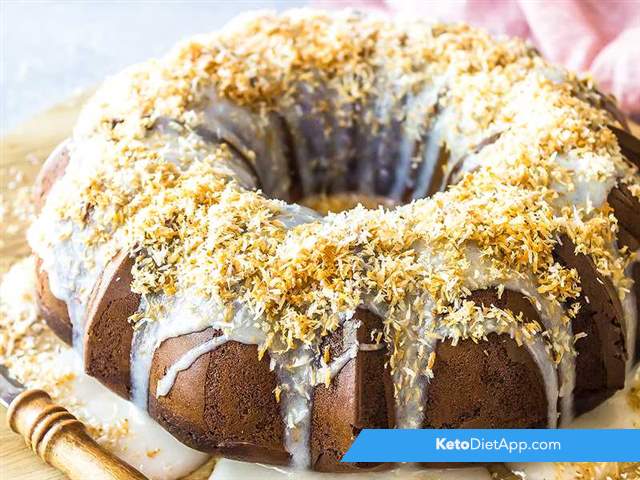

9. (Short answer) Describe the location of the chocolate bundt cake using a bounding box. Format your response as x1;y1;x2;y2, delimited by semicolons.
28;10;640;473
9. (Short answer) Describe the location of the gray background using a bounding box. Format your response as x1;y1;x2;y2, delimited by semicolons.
1;0;307;136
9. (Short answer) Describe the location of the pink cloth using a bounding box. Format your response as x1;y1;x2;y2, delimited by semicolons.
318;0;640;116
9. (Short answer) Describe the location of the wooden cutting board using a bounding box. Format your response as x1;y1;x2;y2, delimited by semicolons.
1;92;638;480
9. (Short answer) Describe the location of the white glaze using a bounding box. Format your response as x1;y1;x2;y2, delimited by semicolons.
522;336;560;428
130;204;324;467
27;119;258;356
551;151;617;210
27;138;117;353
392;306;438;430
271;344;316;468
130;294;224;410
622;250;639;369
268;311;359;468
153;310;362;469
463;245;575;426
43;349;209;479
210;460;494;480
410;115;446;200
156;334;229;398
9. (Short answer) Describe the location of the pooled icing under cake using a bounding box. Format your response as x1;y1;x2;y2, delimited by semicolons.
27;9;640;473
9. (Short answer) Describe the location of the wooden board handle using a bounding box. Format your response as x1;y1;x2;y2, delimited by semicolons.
6;389;147;480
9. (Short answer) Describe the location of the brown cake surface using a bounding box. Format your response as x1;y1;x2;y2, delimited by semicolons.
150;328;290;464
35;256;72;344
424;333;548;429
422;289;549;429
553;236;627;415
84;250;140;398
310;308;394;472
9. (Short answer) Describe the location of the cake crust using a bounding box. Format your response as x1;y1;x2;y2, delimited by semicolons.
423;289;549;429
310;308;394;472
84;250;139;398
554;236;627;415
35;256;72;344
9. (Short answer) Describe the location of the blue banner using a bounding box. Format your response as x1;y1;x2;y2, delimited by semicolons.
342;429;640;463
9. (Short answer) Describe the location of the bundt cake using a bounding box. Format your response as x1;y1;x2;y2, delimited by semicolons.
28;9;640;473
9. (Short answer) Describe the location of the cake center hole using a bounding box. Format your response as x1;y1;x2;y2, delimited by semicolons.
300;193;398;215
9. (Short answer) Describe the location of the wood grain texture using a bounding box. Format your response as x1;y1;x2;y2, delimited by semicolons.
6;389;147;480
1;407;62;480
0;92;638;480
